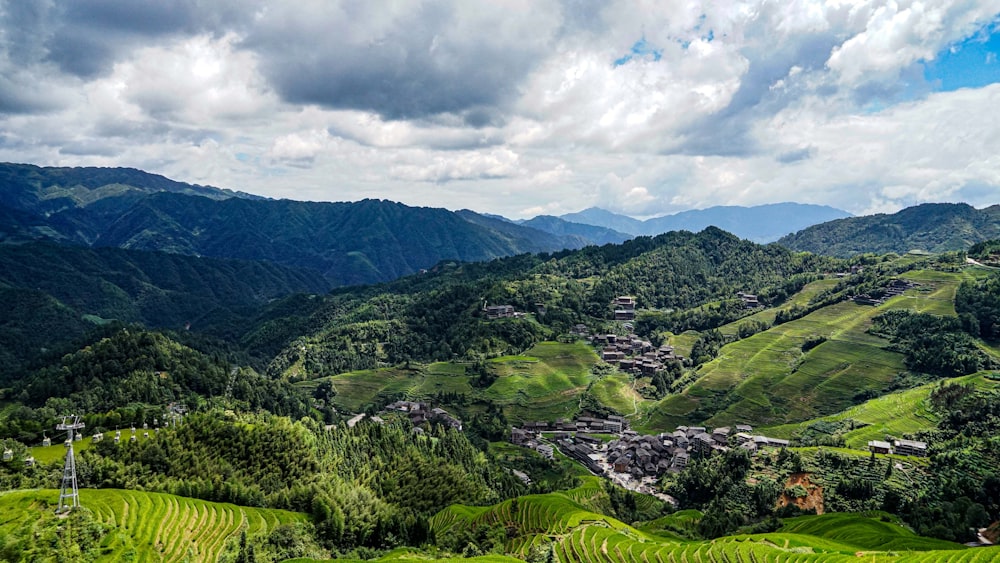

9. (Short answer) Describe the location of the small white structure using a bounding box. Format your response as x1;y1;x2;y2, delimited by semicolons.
42;436;51;447
24;456;35;467
2;448;12;462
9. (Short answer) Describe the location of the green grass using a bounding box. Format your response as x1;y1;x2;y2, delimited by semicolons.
719;278;841;337
296;341;599;422
637;271;974;433
483;341;599;423
0;488;306;562
762;372;1000;448
778;512;965;551
589;373;647;417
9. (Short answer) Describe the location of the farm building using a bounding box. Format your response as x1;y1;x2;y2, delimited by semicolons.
868;440;893;455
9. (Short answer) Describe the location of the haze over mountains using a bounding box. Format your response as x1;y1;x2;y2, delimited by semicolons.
3;163;1000;290
557;203;853;243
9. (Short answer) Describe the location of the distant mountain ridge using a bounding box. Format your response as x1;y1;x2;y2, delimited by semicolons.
517;215;631;246
560;203;852;242
0;163;593;286
778;202;1000;256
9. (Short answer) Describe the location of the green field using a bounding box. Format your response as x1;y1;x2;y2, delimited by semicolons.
637;271;974;433
0;488;307;562
429;480;989;562
719;278;841;337
483;341;599;422
763;372;1000;448
296;341;599;422
589;373;648;417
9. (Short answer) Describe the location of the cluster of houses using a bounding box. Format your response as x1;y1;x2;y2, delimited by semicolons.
382;400;463;431
853;279;920;306
510;418;795;480
591;333;683;375
867;438;928;457
515;415;628;437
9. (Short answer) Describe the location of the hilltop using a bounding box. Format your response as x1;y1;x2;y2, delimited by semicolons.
779;202;1000;256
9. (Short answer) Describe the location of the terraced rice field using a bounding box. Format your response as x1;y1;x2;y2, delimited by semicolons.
484;341;599;422
431;482;995;563
0;488;307;562
590;374;648;417
762;372;999;448
639;279;952;431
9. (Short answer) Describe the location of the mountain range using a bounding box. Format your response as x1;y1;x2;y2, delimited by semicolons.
778;202;1000;256
3;163;999;290
557;203;853;243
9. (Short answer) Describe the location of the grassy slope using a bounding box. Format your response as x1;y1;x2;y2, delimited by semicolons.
637;269;974;433
762;372;1000;448
429;480;984;563
0;488;306;562
483;341;599;422
297;341;599;422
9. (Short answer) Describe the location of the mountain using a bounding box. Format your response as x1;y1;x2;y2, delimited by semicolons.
454;209;593;251
0;241;330;379
560;207;645;235
560;203;852;242
518;215;632;246
0;163;590;286
0;162;253;216
778;202;1000;257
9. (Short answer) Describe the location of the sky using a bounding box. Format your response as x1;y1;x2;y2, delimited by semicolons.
1;1;1000;219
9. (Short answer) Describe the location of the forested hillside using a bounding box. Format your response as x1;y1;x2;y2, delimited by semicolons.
0;242;329;381
0;163;596;286
779;202;1000;256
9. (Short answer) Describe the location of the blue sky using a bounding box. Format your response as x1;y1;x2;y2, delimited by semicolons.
924;22;1000;91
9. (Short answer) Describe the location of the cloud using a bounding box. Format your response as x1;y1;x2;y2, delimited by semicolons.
390;147;521;183
241;0;562;120
1;0;1000;221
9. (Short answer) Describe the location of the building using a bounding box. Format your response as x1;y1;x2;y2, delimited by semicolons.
486;305;516;319
868;440;893;455
893;439;928;457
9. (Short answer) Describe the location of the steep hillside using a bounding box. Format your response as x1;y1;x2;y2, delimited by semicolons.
0;162;248;215
0;242;330;379
0;164;600;287
640;265;987;431
779;202;1000;256
430;479;977;562
0;489;309;562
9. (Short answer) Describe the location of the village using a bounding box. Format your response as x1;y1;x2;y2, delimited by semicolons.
509;414;799;494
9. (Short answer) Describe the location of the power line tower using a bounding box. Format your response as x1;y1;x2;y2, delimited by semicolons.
56;415;85;513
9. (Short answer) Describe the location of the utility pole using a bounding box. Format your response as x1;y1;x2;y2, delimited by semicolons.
56;415;85;513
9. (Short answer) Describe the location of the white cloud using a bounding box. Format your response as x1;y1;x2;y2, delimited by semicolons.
1;0;1000;220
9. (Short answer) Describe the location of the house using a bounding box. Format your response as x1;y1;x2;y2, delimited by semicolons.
691;432;714;454
486;305;516;319
737;292;761;308
535;444;554;459
868;440;893;455
735;424;753;433
511;427;534;446
614;309;636;321
2;449;11;462
711;427;731;445
893;439;928;457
